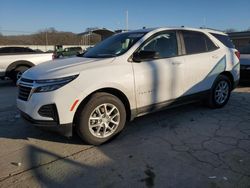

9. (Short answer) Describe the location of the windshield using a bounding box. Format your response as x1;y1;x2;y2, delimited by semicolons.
83;32;146;58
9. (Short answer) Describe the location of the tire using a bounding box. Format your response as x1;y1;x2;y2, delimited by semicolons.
11;66;29;83
207;75;231;108
77;92;126;145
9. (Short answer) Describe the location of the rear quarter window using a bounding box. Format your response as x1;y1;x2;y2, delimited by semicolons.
0;47;16;53
182;31;218;54
210;33;235;48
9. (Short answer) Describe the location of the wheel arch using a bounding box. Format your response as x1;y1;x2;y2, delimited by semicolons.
6;60;34;77
219;71;234;90
73;87;132;125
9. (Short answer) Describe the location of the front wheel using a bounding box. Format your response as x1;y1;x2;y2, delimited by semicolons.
76;92;126;145
207;75;231;108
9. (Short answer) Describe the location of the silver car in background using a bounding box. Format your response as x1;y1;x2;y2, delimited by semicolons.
239;44;250;82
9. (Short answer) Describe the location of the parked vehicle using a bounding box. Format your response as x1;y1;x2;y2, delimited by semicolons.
0;46;54;82
239;44;250;82
17;27;240;145
0;47;35;53
55;47;83;58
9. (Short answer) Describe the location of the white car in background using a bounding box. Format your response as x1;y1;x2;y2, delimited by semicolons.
17;27;240;145
0;47;53;82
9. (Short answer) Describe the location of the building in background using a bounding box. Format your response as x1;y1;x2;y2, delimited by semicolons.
78;28;115;45
228;31;250;50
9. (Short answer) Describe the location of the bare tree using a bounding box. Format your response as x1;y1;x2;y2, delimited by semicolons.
224;28;237;33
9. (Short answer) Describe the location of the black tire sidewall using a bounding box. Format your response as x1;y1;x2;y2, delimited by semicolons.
11;66;29;83
77;93;126;145
210;75;231;108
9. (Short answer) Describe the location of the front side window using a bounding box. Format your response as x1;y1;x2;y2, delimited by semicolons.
83;32;146;58
139;31;178;58
183;31;217;54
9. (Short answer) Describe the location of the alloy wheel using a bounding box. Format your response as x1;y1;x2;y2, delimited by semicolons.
88;103;120;138
214;80;229;104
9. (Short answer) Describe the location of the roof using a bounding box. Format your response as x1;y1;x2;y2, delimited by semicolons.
127;27;228;38
201;28;226;35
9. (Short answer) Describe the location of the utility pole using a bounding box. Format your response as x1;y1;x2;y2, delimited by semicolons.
88;31;90;45
45;30;48;51
126;10;129;31
203;17;207;28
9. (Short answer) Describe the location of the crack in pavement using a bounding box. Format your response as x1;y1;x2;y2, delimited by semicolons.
156;117;250;179
0;146;95;182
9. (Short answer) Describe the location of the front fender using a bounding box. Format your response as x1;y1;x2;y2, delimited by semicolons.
73;82;136;112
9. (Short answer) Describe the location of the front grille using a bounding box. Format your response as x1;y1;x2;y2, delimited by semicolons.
18;85;32;101
20;78;33;83
38;104;59;122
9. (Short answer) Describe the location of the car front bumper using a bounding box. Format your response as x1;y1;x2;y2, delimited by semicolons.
16;78;83;137
20;111;73;137
16;80;81;123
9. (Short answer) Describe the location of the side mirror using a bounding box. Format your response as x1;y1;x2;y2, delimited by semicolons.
133;51;159;62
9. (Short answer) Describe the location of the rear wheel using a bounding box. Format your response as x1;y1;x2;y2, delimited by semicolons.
77;92;126;145
11;66;29;83
207;75;231;108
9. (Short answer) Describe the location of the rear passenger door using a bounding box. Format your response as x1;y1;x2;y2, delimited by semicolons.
180;30;221;96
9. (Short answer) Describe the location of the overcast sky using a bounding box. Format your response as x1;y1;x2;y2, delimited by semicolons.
0;0;250;35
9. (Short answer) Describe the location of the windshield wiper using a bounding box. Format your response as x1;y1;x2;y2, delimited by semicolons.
97;54;117;57
83;54;117;58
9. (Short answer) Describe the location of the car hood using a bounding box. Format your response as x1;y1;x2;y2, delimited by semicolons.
22;57;115;80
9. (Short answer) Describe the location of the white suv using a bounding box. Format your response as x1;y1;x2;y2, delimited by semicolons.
17;27;240;145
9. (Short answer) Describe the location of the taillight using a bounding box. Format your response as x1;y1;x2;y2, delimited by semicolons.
235;51;240;60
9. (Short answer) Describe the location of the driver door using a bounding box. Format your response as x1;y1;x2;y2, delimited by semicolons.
131;31;185;111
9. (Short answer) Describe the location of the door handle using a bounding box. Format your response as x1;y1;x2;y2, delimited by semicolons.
172;61;182;65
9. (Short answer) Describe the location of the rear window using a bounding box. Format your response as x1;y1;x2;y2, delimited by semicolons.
210;33;235;48
0;48;9;53
0;47;35;53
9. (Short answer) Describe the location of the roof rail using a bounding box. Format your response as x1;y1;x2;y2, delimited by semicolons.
199;27;223;32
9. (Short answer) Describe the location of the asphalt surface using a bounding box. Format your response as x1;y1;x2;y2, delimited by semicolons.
0;80;250;188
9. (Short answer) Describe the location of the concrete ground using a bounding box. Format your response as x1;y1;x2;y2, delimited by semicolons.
0;80;250;188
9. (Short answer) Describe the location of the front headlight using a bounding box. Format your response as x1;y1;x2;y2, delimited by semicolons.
34;75;78;93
